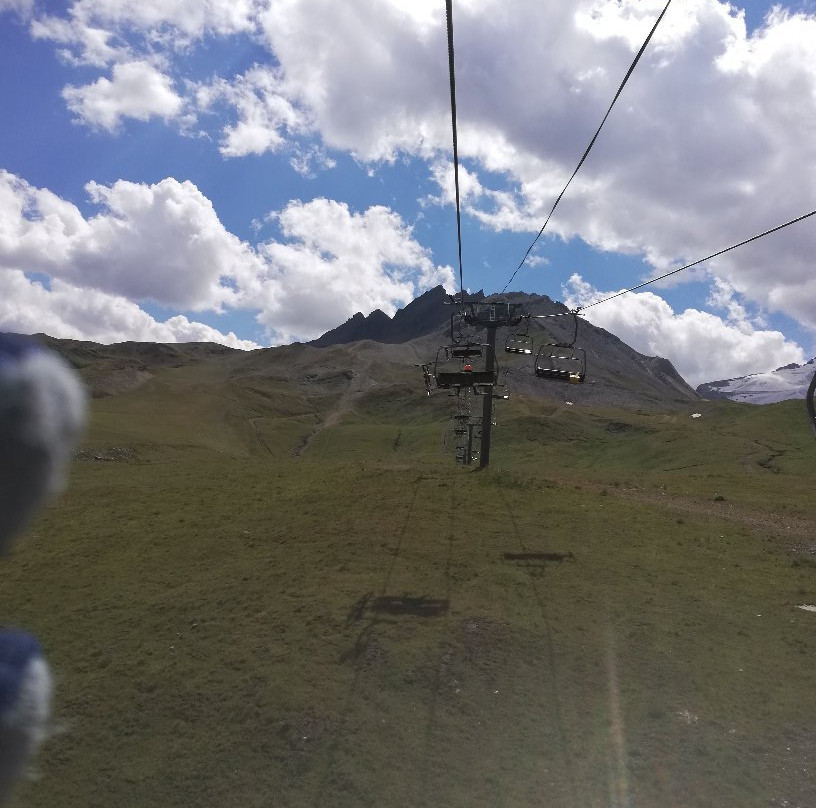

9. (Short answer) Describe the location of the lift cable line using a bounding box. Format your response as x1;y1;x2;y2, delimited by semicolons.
500;0;673;294
578;208;816;311
445;0;465;301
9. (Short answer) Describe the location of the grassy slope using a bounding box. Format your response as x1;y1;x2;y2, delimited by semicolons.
2;361;816;808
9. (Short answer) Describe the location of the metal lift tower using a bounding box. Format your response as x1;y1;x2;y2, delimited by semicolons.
461;301;525;469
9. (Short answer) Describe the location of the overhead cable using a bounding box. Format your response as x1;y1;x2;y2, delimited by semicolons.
501;0;673;294
579;208;816;310
445;0;465;301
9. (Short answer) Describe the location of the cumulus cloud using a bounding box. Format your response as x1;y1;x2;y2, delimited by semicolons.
564;274;805;386
0;171;452;345
0;0;33;17
0;270;259;348
249;0;812;329
62;61;183;129
32;0;258;65
196;66;308;157
14;0;816;351
256;198;455;342
0;171;263;311
255;0;452;162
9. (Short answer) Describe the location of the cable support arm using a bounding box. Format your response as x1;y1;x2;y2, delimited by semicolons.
528;308;579;347
528;309;582;319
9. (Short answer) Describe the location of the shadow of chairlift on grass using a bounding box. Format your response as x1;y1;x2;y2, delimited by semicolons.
340;593;449;665
346;592;450;624
370;595;449;617
502;551;576;568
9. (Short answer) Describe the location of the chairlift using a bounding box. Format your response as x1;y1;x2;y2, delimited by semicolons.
420;363;433;395
449;312;481;346
461;300;525;328
504;319;533;355
473;385;510;399
534;345;586;384
433;345;498;390
505;334;533;355
532;308;586;384
450;344;483;359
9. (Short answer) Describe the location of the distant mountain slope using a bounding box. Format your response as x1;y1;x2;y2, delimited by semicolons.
25;286;702;415
313;288;699;409
697;360;816;404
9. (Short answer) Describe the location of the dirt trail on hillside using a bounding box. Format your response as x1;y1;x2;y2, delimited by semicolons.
606;486;816;545
292;358;374;456
249;417;274;455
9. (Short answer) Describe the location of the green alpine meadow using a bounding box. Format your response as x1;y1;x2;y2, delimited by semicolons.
2;334;816;808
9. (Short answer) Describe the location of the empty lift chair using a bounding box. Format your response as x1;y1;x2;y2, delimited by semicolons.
534;344;586;384
504;319;533;355
533;309;586;384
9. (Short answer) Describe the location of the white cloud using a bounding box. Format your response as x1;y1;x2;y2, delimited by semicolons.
35;0;816;347
31;15;121;67
524;254;550;268
0;0;33;17
289;145;336;178
256;198;456;342
564;273;805;386
263;0;812;330
0;270;259;349
76;0;257;40
11;0;816;348
0;171;452;346
32;0;258;65
0;171;262;310
196;67;308;157
256;0;452;162
62;61;183;129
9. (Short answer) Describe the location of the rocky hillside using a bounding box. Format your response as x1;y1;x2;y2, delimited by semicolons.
312;287;699;410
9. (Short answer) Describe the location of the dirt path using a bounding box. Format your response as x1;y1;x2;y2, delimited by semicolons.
292;358;374;456
605;485;816;544
248;417;274;455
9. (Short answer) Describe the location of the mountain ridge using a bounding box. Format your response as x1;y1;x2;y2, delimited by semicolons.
24;286;701;412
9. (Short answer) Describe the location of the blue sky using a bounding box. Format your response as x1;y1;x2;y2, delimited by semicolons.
0;0;815;385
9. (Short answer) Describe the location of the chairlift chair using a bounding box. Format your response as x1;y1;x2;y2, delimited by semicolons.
505;333;533;355
450;344;484;359
433;345;498;390
534;344;586;384
532;308;586;384
461;300;525;328
504;319;533;355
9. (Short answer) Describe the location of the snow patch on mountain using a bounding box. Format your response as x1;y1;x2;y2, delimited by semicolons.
697;360;816;405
